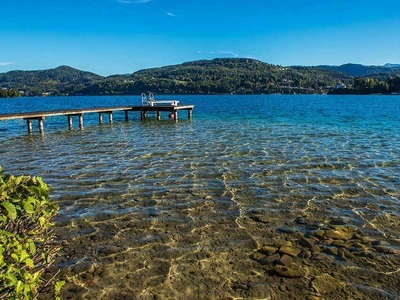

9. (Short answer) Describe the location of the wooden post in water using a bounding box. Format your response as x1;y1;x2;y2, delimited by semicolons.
27;119;32;134
79;114;83;129
38;117;44;134
108;112;113;123
98;113;103;124
188;109;193;120
68;115;73;129
125;111;129;121
156;111;161;120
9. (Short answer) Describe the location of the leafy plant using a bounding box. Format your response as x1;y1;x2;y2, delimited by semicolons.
0;166;63;299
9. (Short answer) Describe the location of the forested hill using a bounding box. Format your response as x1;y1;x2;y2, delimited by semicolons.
78;58;352;95
3;58;400;96
0;66;104;96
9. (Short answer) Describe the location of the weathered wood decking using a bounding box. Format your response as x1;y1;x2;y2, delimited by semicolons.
0;104;194;134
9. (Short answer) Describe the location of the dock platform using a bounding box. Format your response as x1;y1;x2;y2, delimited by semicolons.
131;104;194;121
0;104;194;134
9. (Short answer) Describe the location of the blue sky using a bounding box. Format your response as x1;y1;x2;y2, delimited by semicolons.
1;0;400;76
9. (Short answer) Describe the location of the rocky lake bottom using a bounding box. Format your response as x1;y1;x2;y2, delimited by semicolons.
2;95;399;299
47;184;400;300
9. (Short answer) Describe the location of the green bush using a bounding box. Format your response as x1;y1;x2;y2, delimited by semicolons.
0;166;64;299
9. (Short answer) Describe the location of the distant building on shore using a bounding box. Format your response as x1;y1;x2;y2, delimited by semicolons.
335;82;347;89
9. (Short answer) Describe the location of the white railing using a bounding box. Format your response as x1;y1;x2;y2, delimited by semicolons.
141;93;179;106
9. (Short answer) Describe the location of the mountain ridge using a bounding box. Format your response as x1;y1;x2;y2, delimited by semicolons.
1;58;400;96
316;63;400;78
2;60;399;79
384;63;400;68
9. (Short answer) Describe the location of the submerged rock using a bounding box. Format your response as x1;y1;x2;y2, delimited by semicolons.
249;251;266;262
279;254;293;265
299;238;316;248
277;227;296;234
324;229;353;241
329;218;348;226
273;264;304;278
72;261;96;274
260;246;278;255
311;253;334;261
279;246;302;257
373;245;395;254
99;245;122;255
298;250;312;259
323;246;339;256
311;274;341;295
264;253;281;264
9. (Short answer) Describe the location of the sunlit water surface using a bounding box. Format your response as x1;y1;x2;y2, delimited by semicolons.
1;95;400;299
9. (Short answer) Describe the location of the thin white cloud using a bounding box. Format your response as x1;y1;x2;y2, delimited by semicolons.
166;12;177;17
219;51;239;57
0;62;12;66
117;0;152;4
198;50;239;57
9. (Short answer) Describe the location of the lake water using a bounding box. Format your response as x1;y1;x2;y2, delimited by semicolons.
1;95;400;299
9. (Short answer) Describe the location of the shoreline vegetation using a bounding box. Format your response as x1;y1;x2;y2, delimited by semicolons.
1;58;399;98
0;167;64;299
0;88;20;98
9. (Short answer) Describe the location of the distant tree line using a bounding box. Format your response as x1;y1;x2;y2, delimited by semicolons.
0;89;20;98
330;75;400;95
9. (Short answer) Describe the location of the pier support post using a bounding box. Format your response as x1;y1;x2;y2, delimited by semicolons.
141;110;146;120
99;113;103;124
38;118;44;134
174;111;178;121
109;112;113;123
27;119;32;134
156;111;161;120
68;115;73;129
79;114;83;129
188;109;193;120
125;111;129;121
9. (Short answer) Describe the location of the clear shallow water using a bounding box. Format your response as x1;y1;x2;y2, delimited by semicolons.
1;95;400;299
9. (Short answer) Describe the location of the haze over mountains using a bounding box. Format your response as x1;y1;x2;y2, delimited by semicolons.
1;58;399;96
316;63;400;79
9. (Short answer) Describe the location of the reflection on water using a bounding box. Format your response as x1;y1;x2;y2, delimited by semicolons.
1;95;400;299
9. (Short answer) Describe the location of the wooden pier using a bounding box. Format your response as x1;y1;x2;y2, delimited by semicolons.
0;104;194;134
